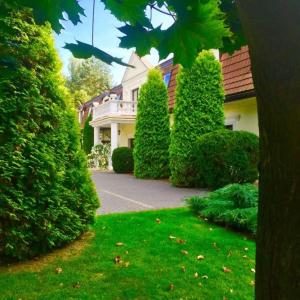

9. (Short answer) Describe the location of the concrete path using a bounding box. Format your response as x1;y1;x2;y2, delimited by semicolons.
92;171;207;214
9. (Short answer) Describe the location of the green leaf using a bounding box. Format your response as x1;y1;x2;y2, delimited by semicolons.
63;41;133;67
19;0;85;32
103;0;152;28
118;24;162;56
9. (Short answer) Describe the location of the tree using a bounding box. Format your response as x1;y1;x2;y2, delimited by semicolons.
134;69;170;179
83;114;94;154
66;56;112;107
2;0;300;297
0;8;99;260
170;51;224;187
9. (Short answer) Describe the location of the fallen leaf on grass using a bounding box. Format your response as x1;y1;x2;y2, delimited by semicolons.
197;255;205;260
194;272;199;278
169;283;174;291
176;239;186;244
250;280;255;286
242;255;248;258
230;288;234;293
169;235;176;240
244;247;249;251
115;242;124;247
124;261;130;268
55;267;63;274
202;275;208;279
156;218;161;224
114;256;122;264
222;266;232;273
181;250;188;255
209;228;213;231
198;282;202;287
73;282;80;289
181;266;186;272
227;250;232;257
251;268;256;273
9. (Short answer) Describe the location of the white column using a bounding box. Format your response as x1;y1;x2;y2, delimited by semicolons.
109;122;118;169
94;126;100;146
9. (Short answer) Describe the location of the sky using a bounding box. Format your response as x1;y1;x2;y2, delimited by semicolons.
54;1;173;85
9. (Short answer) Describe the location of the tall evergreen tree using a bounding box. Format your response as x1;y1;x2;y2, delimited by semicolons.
83;114;94;154
134;69;170;178
0;8;99;260
170;51;225;187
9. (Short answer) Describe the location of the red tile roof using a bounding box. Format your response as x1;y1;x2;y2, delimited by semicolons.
220;46;255;99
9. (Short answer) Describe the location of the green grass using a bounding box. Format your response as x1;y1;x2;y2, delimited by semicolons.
0;208;255;300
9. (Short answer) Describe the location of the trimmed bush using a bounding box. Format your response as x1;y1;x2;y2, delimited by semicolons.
0;9;99;260
134;69;170;178
187;184;258;234
170;51;225;187
112;147;134;173
83;114;94;154
195;129;259;189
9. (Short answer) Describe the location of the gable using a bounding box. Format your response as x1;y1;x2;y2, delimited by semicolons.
121;53;152;83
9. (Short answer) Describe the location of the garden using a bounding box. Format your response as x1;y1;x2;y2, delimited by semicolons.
1;1;298;300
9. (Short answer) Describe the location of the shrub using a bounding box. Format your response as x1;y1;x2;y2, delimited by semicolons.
134;69;170;178
87;143;110;169
0;9;99;260
112;147;134;173
187;184;258;234
170;51;224;187
195;129;259;189
83;114;94;154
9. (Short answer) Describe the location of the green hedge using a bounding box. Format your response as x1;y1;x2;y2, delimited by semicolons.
0;8;99;260
83;114;94;154
187;184;258;234
170;51;224;187
134;69;170;178
195;129;259;189
112;147;134;173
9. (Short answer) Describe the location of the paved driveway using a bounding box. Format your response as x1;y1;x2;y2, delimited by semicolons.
92;171;207;214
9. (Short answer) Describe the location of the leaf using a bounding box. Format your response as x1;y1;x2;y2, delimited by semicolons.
197;255;205;260
19;0;85;32
181;266;186;272
194;272;199;278
222;266;232;273
181;250;188;255
103;0;152;28
73;282;80;289
202;275;208;279
169;283;174;291
155;218;161;224
115;242;124;246
64;41;133;67
251;268;256;273
55;267;63;274
114;256;122;264
169;235;176;240
176;239;186;244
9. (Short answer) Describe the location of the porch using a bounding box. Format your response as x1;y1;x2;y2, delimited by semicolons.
90;99;137;167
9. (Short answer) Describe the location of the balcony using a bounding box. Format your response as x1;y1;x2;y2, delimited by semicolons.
92;100;137;125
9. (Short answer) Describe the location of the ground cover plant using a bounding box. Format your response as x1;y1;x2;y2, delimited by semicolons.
187;184;258;234
0;8;98;260
112;147;134;173
170;51;224;187
134;69;170;179
195;130;259;189
0;208;255;299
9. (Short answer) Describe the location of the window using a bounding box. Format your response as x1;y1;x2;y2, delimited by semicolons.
132;88;139;102
225;124;233;130
163;71;171;87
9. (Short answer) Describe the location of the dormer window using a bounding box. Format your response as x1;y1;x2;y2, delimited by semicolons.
163;71;171;87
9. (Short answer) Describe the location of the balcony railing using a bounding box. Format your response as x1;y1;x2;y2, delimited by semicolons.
93;100;137;121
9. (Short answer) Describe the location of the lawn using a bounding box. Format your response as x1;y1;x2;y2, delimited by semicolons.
0;208;255;300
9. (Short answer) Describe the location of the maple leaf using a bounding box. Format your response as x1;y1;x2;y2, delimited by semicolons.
64;41;133;67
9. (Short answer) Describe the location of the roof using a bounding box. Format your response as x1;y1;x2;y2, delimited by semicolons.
220;46;255;100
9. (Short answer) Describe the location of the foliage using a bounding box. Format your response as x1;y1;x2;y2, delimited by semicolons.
187;184;258;234
0;208;255;300
0;9;99;260
6;1;244;68
170;51;225;187
112;147;134;174
67;56;112;105
87;143;110;169
195;129;259;189
82;114;94;154
134;69;170;179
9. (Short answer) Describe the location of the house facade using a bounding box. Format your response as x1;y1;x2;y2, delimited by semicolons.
81;47;258;166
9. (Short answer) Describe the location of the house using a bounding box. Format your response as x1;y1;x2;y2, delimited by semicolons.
83;47;258;166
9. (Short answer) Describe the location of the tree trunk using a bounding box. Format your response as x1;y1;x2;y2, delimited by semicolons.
235;1;300;299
